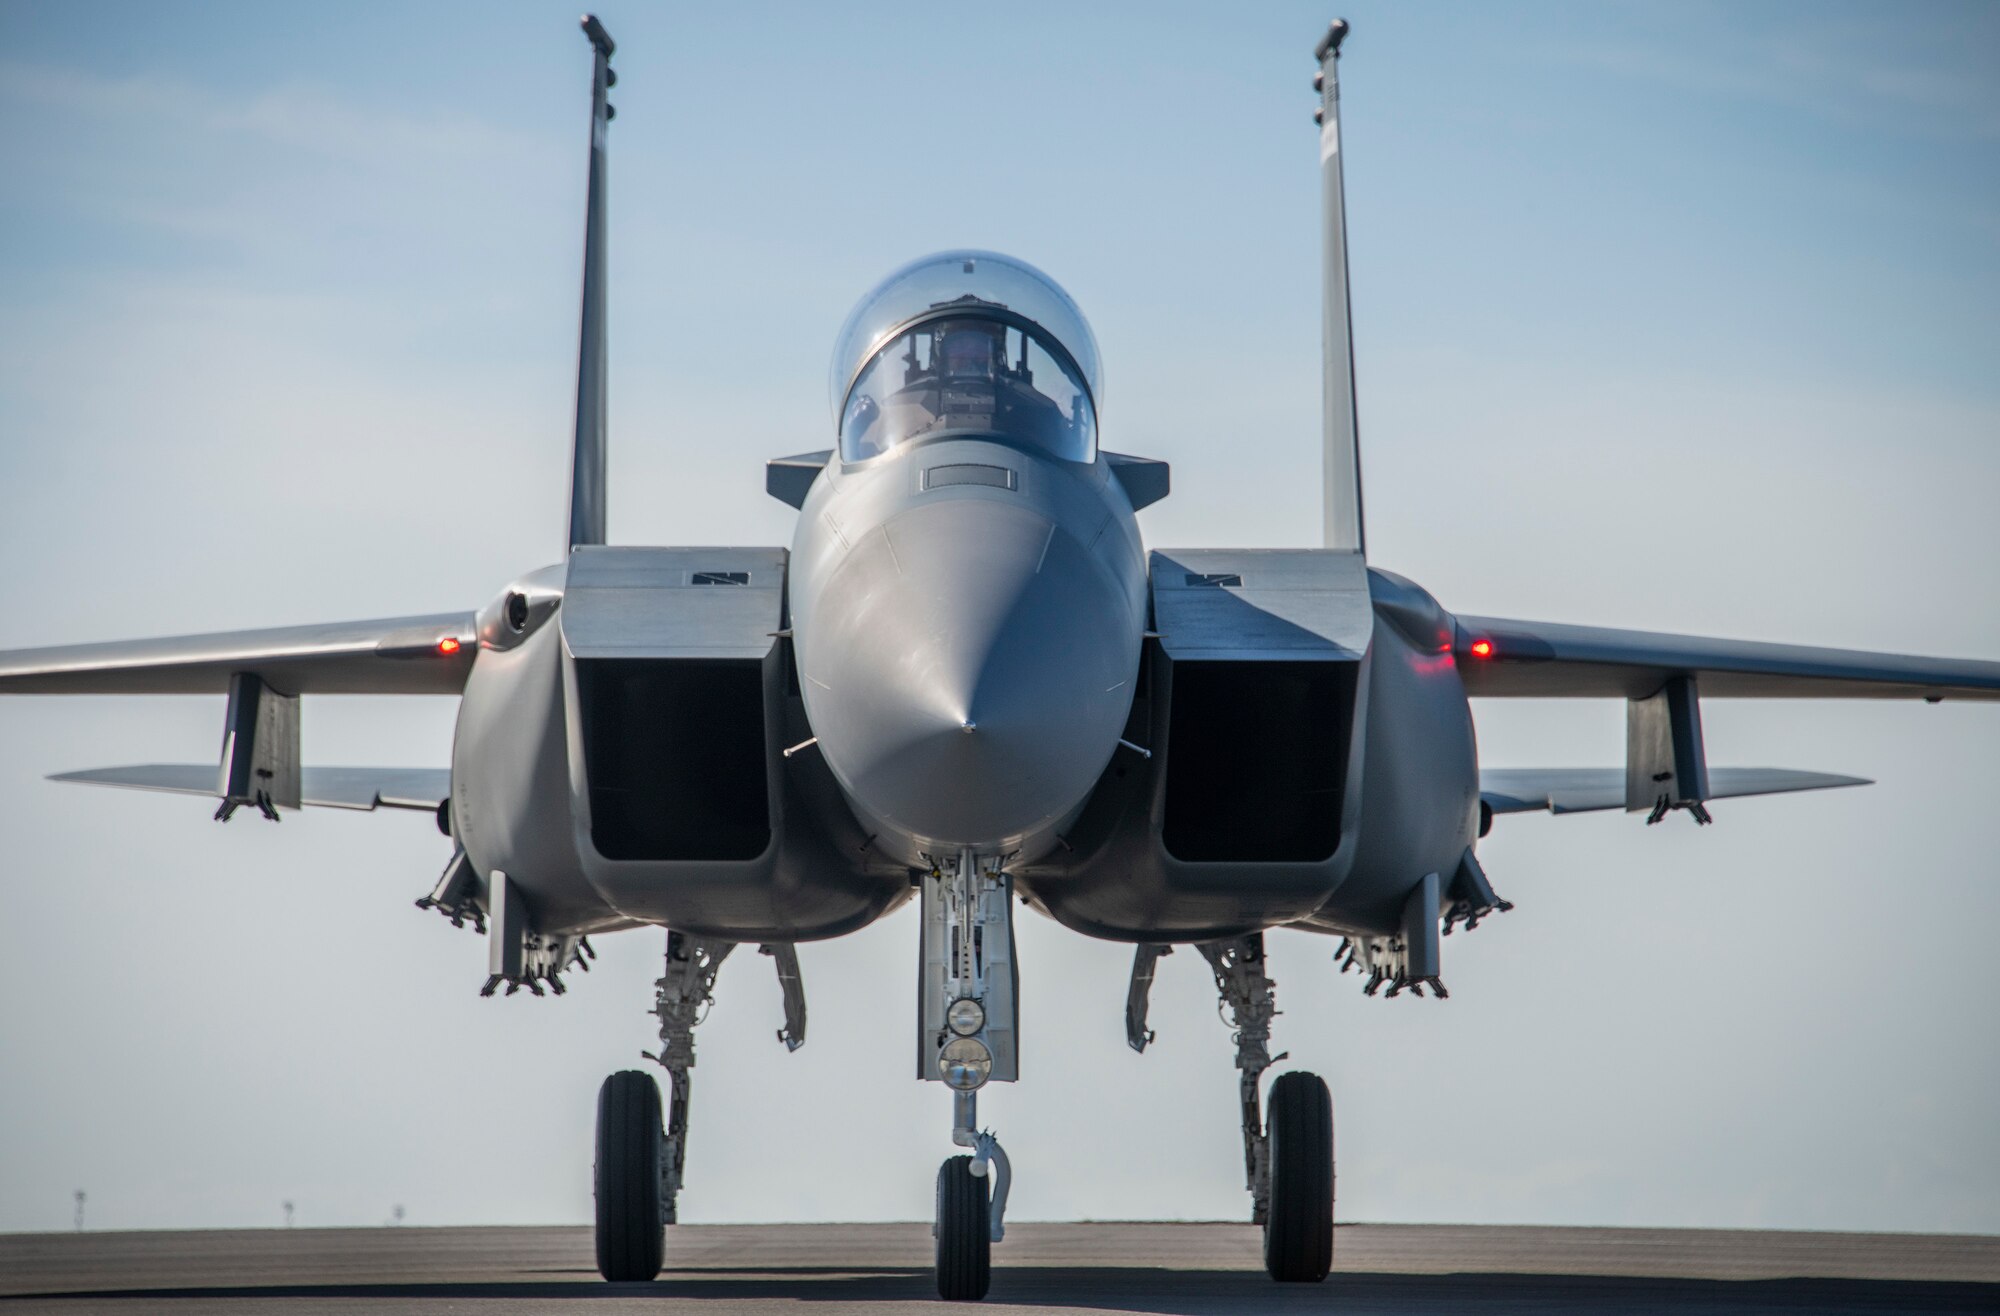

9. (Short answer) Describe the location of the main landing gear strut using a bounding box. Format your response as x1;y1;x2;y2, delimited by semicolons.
592;929;806;1283
1131;933;1335;1284
1199;934;1333;1282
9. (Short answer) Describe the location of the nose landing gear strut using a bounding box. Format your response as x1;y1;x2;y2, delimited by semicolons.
922;850;1018;1300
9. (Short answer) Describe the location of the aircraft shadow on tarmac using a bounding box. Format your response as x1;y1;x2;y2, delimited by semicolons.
35;1267;2000;1314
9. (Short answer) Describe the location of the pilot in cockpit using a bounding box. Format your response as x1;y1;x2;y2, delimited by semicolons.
832;250;1102;466
842;318;1091;465
937;322;1001;383
848;317;1069;456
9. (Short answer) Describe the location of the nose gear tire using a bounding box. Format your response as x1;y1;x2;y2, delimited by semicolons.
935;1154;992;1300
1262;1070;1334;1282
594;1070;666;1282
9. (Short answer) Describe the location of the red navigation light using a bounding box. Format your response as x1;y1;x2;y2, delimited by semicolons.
437;637;462;656
1469;638;1494;660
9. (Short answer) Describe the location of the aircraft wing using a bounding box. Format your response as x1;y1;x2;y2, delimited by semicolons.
1480;766;1870;818
0;613;476;696
1453;615;2000;702
50;764;451;813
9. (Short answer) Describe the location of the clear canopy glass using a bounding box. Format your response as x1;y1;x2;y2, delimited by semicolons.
829;251;1101;463
840;315;1095;462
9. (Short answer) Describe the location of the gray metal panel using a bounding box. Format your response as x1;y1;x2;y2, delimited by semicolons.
766;451;830;509
1455;614;2000;701
0;613;476;695
562;546;786;660
1150;549;1371;660
1103;451;1170;511
51;764;450;811
1479;766;1870;817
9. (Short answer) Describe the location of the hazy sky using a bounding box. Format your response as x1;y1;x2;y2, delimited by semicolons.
2;0;1997;1237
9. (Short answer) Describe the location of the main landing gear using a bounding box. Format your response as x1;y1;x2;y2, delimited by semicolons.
1197;934;1333;1282
922;852;1017;1301
1131;933;1335;1284
1200;935;1333;1282
592;930;806;1283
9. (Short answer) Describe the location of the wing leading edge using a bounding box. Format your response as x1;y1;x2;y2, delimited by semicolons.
0;613;476;696
1454;615;2000;702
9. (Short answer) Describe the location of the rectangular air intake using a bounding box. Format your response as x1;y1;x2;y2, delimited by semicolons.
1162;660;1355;863
576;658;771;862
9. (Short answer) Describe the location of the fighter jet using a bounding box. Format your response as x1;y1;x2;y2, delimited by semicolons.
3;15;1995;1301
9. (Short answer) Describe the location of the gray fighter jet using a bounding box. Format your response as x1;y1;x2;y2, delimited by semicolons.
3;16;1996;1301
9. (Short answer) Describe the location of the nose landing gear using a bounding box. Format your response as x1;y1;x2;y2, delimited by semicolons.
922;851;1018;1300
935;1090;1011;1300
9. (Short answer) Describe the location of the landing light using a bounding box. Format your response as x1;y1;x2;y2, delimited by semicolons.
1469;639;1494;660
939;1037;992;1090
437;637;463;656
947;997;986;1037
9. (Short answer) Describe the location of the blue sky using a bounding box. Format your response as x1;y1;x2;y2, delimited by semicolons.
1;1;1996;1235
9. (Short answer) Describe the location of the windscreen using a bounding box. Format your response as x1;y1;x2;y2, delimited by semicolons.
841;314;1095;462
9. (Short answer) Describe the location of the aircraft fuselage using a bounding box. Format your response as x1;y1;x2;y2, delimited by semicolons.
789;434;1149;871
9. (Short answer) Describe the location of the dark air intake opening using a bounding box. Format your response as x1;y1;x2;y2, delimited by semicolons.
577;659;771;862
1161;660;1353;863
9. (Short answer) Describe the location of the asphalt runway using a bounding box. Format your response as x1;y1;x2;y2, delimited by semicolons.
3;1221;1996;1313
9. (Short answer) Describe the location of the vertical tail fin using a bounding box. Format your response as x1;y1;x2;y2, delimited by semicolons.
568;15;616;551
1314;20;1365;555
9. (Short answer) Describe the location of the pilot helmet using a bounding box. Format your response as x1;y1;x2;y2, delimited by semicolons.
938;322;1003;380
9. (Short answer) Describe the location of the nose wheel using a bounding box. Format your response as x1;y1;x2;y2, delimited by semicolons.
934;1153;992;1301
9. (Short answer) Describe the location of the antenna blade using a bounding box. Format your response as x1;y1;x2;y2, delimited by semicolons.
1315;19;1364;555
567;15;616;550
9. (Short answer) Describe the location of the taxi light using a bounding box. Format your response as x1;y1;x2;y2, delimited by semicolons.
1469;639;1494;659
947;997;986;1037
437;637;462;655
939;1036;992;1091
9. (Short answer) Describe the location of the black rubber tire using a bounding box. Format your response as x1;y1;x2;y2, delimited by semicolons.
594;1070;665;1282
934;1154;992;1301
1263;1069;1334;1283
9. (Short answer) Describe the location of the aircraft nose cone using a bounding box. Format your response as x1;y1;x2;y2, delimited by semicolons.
800;497;1140;851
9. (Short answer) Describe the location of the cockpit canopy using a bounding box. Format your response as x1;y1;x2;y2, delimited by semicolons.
829;251;1101;464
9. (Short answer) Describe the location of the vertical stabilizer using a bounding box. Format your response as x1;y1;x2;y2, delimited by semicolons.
568;15;617;550
1314;20;1365;555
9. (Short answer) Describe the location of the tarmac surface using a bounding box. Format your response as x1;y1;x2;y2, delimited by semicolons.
3;1221;1997;1313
